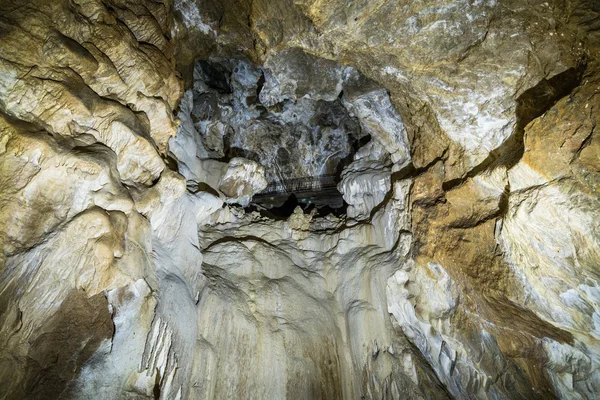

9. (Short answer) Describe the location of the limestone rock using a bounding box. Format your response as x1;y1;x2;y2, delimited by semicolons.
342;78;411;167
0;0;182;185
338;159;391;220
260;48;346;106
496;73;600;399
218;157;268;206
1;0;600;399
246;0;585;179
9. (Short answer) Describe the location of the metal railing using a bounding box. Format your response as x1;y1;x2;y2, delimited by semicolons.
256;174;339;195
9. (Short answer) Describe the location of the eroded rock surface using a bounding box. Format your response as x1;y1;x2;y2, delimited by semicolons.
1;0;599;399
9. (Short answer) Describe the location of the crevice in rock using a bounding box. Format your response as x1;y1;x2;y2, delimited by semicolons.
196;60;232;94
256;70;265;97
202;234;282;252
153;372;161;399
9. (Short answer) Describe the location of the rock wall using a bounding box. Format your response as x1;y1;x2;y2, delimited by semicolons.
0;0;599;399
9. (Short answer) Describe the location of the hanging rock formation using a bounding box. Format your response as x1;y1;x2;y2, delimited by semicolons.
0;0;599;399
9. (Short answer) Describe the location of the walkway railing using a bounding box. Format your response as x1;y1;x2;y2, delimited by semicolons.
256;174;339;195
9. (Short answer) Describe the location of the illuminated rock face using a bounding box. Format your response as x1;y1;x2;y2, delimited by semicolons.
0;0;599;399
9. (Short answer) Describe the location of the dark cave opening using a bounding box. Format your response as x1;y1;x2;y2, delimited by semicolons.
249;175;348;218
245;192;348;219
247;135;372;218
189;57;377;218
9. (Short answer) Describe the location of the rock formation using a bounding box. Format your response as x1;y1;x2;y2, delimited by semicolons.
0;0;599;399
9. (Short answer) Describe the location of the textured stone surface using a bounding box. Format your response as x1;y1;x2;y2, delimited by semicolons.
337;143;392;220
218;157;268;206
171;56;412;192
1;0;600;399
174;57;365;185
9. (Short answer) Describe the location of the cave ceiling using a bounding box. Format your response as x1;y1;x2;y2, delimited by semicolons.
0;0;599;399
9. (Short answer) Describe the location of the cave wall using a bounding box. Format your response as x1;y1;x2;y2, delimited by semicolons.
0;0;599;399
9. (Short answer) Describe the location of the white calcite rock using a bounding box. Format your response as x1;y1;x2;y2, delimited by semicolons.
169;90;215;175
500;178;600;335
338;160;391;220
218;157;268;206
343;86;411;167
190;176;437;399
337;139;394;220
73;279;158;398
542;338;600;399
387;261;523;399
286;206;316;240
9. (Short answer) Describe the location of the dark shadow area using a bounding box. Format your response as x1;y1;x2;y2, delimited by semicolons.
196;60;232;94
164;154;179;171
256;71;265;97
261;193;302;218
248;191;347;219
15;291;114;400
189;182;221;197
